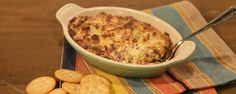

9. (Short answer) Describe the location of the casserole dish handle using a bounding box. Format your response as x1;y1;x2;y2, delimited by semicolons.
168;41;196;66
56;3;84;25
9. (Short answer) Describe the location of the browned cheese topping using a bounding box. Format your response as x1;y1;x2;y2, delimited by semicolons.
69;12;172;64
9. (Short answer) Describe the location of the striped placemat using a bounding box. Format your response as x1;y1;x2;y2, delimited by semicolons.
61;1;236;94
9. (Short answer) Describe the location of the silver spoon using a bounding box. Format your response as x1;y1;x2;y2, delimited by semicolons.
166;5;236;60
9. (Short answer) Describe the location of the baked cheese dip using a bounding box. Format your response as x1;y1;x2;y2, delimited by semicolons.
68;12;172;64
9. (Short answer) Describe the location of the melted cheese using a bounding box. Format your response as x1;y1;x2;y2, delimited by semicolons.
68;12;172;64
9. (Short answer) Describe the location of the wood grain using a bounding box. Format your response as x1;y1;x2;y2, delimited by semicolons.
0;0;235;93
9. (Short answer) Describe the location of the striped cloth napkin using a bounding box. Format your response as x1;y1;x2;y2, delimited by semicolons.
61;1;236;94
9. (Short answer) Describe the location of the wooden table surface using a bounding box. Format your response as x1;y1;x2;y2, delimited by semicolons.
0;0;235;93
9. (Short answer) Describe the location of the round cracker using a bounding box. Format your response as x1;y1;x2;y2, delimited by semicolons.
79;82;111;94
26;76;56;94
48;88;67;94
81;74;111;87
62;82;80;94
55;69;83;82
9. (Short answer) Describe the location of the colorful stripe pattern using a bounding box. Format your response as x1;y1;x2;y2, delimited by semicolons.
62;1;236;94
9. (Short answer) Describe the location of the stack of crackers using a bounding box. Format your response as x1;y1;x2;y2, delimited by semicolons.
26;69;112;94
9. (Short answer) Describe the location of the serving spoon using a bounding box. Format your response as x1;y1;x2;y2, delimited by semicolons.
166;5;236;60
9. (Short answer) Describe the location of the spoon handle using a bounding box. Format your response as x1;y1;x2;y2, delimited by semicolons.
166;6;236;60
182;5;236;41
